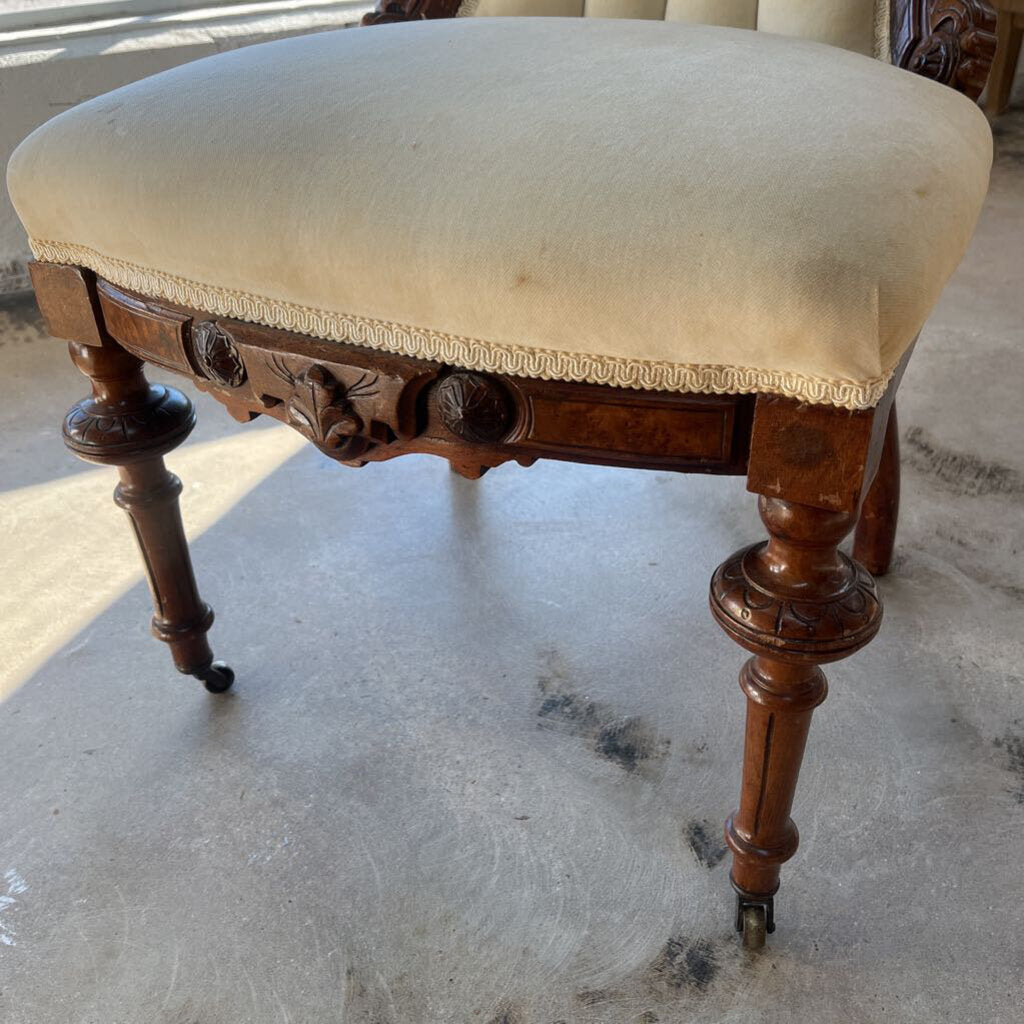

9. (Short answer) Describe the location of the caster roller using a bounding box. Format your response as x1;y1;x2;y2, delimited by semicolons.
195;660;235;694
740;905;768;950
733;886;775;951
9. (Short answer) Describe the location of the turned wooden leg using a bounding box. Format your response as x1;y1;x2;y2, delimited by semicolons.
63;337;233;693
854;403;900;576
710;496;882;947
987;10;1023;117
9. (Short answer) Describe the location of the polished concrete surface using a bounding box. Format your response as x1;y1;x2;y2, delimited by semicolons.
2;107;1023;1024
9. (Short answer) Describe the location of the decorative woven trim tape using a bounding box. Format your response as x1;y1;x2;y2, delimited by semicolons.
875;0;892;62
30;239;893;409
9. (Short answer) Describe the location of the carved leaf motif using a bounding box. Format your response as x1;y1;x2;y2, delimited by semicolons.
288;365;360;450
266;357;379;458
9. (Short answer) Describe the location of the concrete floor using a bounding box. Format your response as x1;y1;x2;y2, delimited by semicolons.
1;101;1023;1024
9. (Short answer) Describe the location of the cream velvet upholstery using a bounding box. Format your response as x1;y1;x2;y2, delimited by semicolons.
461;0;888;58
7;19;991;408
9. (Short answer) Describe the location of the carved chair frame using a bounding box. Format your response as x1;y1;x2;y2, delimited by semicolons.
27;0;997;949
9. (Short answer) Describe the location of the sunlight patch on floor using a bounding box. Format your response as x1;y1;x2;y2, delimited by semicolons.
0;424;306;699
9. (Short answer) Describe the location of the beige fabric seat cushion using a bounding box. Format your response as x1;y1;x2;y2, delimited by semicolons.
7;18;991;408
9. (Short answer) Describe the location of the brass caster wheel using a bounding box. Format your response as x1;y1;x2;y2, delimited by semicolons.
741;905;768;950
195;660;235;694
733;885;775;951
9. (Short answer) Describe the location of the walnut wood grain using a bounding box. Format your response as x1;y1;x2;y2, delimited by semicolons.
746;345;909;516
97;279;192;373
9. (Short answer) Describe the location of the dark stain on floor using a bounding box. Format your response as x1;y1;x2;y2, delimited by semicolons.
574;988;616;1007
994;583;1024;604
342;963;403;1024
594;718;664;773
903;426;1023;498
993;727;1024;802
0;290;44;345
537;652;669;776
648;935;719;993
485;1002;524;1024
685;820;728;869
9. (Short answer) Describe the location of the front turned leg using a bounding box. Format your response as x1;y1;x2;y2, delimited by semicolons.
710;497;881;947
63;338;233;693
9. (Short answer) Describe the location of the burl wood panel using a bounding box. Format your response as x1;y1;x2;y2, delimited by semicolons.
96;280;192;374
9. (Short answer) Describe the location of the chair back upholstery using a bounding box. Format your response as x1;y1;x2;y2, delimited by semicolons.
457;0;890;59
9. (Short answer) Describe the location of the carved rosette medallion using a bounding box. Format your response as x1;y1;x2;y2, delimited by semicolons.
710;543;882;663
267;357;379;459
193;321;245;388
436;372;513;444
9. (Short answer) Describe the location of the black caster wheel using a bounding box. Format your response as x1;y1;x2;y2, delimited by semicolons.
195;660;235;694
740;905;768;951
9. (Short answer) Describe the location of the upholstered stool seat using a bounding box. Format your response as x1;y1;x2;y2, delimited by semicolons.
11;1;1001;952
7;16;991;411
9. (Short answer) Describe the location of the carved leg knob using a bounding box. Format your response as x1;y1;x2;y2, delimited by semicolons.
711;498;881;663
63;341;195;464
